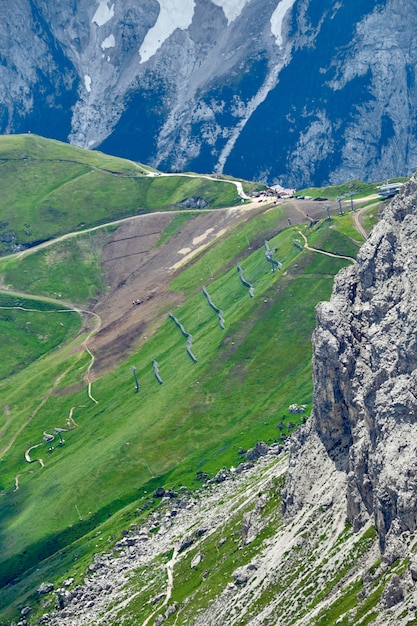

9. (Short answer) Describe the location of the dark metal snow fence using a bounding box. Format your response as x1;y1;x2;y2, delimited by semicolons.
152;360;163;384
202;287;225;329
130;365;140;393
168;313;198;363
237;263;254;297
264;240;282;272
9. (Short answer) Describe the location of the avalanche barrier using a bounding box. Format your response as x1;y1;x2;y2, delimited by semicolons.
264;240;282;272
237;263;254;297
202;287;225;329
168;313;198;363
152;360;164;384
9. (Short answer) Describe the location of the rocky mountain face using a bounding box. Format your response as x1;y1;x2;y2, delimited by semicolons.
1;0;417;187
284;173;417;617
23;178;417;625
308;175;417;555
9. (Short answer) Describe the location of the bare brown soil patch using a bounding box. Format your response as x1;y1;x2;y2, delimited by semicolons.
88;201;332;375
90;207;259;374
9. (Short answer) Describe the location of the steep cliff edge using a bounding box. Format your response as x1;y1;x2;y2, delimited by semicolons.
287;174;417;564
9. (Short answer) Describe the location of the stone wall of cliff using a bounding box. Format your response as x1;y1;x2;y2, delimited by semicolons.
286;176;417;558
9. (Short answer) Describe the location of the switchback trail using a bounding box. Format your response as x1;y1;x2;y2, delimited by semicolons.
13;470;34;492
297;230;356;264
0;291;101;460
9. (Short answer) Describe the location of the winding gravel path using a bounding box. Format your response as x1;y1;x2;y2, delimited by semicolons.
0;293;101;465
297;230;356;263
141;544;179;626
353;205;373;240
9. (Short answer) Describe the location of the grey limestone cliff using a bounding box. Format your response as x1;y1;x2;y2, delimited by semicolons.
286;174;417;562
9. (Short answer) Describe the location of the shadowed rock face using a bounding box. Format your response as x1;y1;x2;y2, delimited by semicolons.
290;175;417;553
1;1;417;187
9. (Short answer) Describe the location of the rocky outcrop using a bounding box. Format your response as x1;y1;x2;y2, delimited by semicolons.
286;174;417;555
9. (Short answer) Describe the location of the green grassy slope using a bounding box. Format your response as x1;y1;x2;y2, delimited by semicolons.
0;293;81;378
0;135;244;256
1;227;113;305
298;177;407;200
0;216;360;617
0;136;377;622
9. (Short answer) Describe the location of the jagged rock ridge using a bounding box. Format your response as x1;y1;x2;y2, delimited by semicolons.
286;173;417;574
1;0;417;187
315;175;417;555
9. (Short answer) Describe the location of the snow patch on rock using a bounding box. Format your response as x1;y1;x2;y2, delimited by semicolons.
101;34;115;50
92;0;115;27
211;0;250;23
270;0;297;47
84;74;92;93
139;0;196;64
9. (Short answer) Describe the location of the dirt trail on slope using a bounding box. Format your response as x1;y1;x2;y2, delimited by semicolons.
0;298;100;459
297;230;356;263
353;202;382;240
141;544;179;626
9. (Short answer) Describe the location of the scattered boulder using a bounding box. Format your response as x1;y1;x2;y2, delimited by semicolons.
196;471;210;481
213;469;229;483
289;404;306;414
37;582;54;595
268;444;284;456
178;536;194;553
241;510;262;545
382;574;404;607
154;487;166;498
55;591;70;610
246;442;269;461
191;553;203;568
153;593;165;604
125;536;140;546
88;555;106;571
20;606;31;617
232;563;258;585
177;197;208;209
165;602;178;617
236;462;255;474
